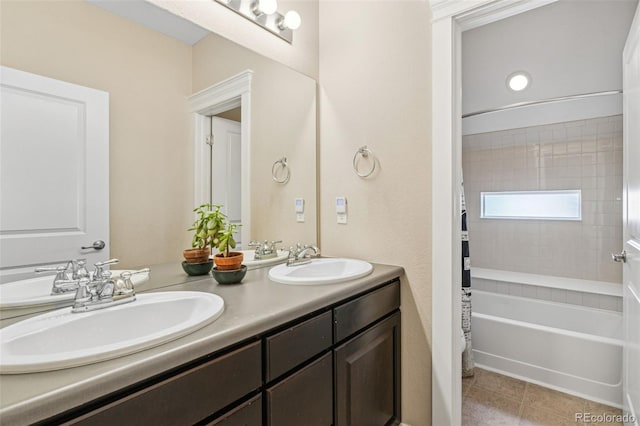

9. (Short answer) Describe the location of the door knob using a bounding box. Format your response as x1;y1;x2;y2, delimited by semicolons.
81;240;106;250
611;250;627;263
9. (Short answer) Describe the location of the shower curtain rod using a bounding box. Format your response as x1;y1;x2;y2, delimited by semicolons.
462;90;623;119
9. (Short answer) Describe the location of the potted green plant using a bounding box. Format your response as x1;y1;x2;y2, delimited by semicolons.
212;222;244;271
182;203;225;275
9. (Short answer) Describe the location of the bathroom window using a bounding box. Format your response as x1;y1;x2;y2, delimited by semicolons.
480;190;582;220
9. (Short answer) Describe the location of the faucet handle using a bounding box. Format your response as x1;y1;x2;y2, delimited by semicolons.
123;267;150;276
35;265;69;282
93;259;119;280
248;240;261;248
94;258;119;267
35;265;67;274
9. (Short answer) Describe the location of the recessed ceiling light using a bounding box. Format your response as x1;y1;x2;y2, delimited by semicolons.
507;71;531;92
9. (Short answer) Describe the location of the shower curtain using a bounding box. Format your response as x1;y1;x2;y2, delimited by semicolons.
461;181;475;377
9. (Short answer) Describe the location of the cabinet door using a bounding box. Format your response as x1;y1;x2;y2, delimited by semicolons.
266;352;333;426
334;312;401;426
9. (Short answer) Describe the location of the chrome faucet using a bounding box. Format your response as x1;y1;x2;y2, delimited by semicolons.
287;243;320;266
35;258;89;295
71;267;147;313
248;240;283;260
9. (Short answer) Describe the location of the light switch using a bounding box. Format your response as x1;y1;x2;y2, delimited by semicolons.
336;197;347;224
295;198;305;222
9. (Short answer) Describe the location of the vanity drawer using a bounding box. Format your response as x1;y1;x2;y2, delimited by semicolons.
265;352;333;426
68;341;261;426
265;310;332;381
206;395;262;426
334;280;400;343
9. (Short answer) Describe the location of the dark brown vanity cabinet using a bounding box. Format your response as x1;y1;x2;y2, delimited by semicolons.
266;352;333;426
334;281;401;426
335;313;401;426
50;279;400;426
264;279;401;426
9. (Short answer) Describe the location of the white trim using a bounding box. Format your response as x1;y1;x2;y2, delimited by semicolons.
430;0;556;25
188;70;253;242
431;1;559;424
430;0;494;23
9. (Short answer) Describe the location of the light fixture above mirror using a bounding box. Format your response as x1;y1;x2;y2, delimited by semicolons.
215;0;302;43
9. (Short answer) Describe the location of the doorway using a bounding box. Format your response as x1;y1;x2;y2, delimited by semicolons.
188;70;252;245
210;109;242;246
431;1;639;424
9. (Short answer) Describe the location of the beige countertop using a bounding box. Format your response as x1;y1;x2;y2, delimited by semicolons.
0;261;403;426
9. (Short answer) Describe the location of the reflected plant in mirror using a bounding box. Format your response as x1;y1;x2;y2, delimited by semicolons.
184;203;225;265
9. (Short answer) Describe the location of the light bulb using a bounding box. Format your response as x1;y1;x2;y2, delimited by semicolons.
257;0;277;15
507;72;530;92
283;10;301;30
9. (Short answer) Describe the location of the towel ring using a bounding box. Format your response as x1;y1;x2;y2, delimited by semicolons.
352;145;376;178
272;156;290;184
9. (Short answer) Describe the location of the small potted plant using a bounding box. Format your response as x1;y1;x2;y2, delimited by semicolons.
213;222;243;270
211;222;247;284
182;203;224;275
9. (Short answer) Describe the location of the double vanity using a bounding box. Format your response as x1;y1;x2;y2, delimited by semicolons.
0;259;403;426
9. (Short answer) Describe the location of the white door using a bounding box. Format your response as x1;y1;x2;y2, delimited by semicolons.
0;67;109;281
211;116;242;247
622;6;640;426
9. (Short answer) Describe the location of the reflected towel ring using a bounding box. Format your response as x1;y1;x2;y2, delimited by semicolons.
352;145;376;178
272;156;290;184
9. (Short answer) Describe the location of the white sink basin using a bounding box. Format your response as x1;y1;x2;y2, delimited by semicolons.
0;291;223;373
268;258;373;285
0;270;150;310
235;249;289;270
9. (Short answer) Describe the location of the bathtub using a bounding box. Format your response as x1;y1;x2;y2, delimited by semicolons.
471;289;623;407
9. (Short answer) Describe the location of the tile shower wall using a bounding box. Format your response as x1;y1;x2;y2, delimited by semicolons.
462;115;623;283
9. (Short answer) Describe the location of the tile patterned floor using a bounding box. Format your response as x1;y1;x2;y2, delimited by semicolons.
462;368;623;426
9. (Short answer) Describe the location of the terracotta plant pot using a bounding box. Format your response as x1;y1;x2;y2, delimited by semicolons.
183;247;211;264
213;252;244;271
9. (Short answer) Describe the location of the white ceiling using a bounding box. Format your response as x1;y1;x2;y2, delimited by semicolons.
462;0;638;115
86;0;209;45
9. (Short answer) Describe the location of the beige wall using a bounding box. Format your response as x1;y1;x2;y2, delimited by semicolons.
193;33;318;248
319;2;433;424
1;1;193;269
463;115;623;283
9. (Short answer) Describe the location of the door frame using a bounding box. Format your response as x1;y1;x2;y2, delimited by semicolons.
430;1;557;424
188;70;253;242
622;4;640;424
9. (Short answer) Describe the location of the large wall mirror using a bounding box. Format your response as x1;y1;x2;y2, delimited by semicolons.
0;0;317;319
189;31;317;249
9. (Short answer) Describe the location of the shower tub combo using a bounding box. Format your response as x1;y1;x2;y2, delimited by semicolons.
471;272;623;407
